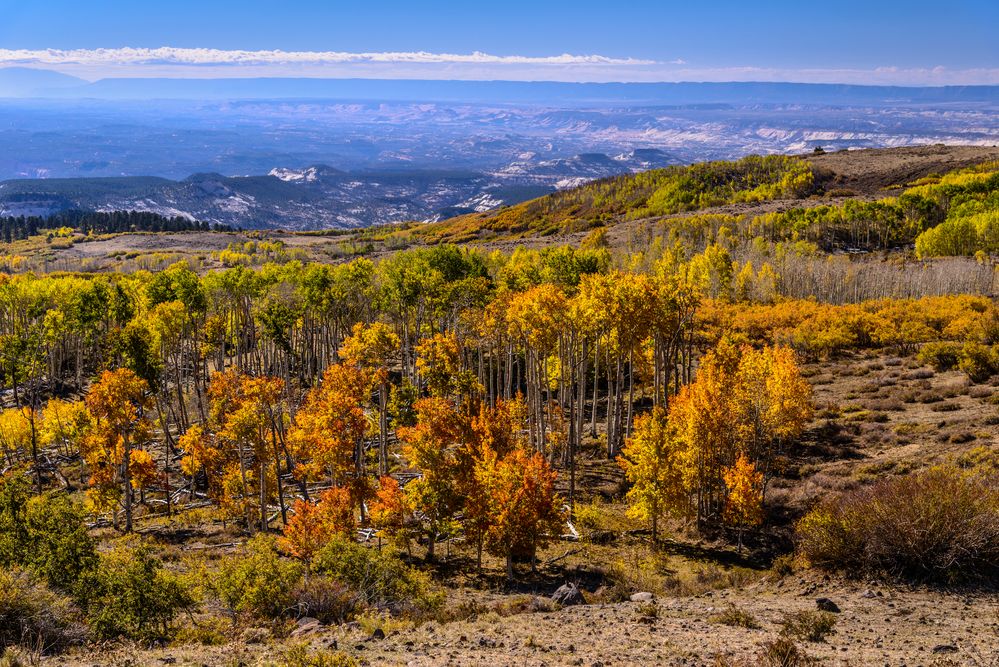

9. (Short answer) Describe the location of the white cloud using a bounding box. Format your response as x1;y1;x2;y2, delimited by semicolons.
0;48;996;85
0;47;654;67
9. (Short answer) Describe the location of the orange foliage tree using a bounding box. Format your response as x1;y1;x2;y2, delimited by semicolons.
476;444;564;579
179;370;286;531
287;363;370;512
82;368;154;532
279;486;356;565
369;475;412;552
396;397;470;560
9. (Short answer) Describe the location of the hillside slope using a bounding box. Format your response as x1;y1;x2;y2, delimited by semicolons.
400;144;999;247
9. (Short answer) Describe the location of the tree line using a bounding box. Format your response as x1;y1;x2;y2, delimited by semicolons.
0;210;229;243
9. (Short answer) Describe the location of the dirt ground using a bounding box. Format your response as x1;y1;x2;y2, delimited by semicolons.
45;574;999;666
806;144;999;196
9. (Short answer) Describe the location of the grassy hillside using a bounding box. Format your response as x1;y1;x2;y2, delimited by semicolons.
403;154;814;243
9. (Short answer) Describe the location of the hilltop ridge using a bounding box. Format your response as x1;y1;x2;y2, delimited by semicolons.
396;144;999;248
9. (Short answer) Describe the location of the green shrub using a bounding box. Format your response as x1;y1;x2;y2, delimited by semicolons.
213;535;304;620
916;341;962;371
171;616;229;646
0;568;86;653
0;475;29;566
797;465;999;582
0;476;97;593
780;610;836;642
23;494;98;592
81;541;194;641
312;537;442;614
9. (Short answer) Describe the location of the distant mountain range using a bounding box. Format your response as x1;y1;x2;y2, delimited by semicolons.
0;149;679;229
1;68;998;106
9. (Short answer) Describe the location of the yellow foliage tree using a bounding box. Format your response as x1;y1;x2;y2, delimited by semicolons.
650;339;812;531
415;331;478;401
722;453;764;552
340;321;400;475
618;407;688;542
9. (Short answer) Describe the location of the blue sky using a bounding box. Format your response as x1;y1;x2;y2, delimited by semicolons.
1;0;996;84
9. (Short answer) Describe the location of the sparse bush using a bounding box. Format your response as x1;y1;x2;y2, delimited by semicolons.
635;601;658;620
213;535;304;620
870;398;904;412
957;445;999;473
0;649;28;667
495;595;560;616
968;385;994;399
797;465;999;581
759;637;818;666
433;599;486;623
312;537;442;615
709;605;760;628
770;553;796;577
355;610;412;637
290;576;361;625
919;390;944;403
0;568;86;653
780;610;836;642
172;616;229;646
81;540;194;641
597;554;669;601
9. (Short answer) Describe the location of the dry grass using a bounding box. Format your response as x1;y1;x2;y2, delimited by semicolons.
798;465;999;582
780;611;837;642
710;605;760;629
